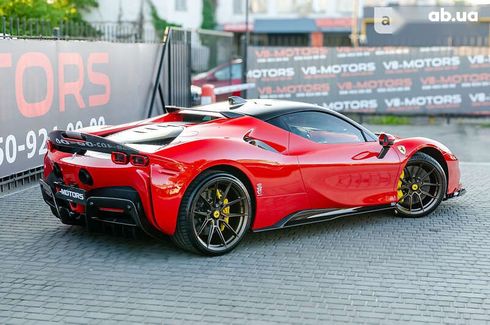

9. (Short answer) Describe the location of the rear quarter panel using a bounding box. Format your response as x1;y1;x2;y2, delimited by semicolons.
149;117;310;234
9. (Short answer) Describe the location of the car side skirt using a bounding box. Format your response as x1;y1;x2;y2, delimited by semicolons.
253;204;396;232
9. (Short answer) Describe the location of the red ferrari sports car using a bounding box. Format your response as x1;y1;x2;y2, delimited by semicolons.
40;98;465;255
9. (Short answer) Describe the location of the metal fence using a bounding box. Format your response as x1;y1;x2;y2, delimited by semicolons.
0;167;43;194
148;28;191;116
147;27;235;115
0;26;235;193
1;17;160;42
188;28;235;74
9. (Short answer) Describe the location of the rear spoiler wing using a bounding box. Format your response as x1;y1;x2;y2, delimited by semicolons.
49;130;139;155
165;105;244;119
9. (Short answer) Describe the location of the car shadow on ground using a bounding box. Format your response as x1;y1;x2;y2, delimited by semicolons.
43;210;400;258
34;194;463;260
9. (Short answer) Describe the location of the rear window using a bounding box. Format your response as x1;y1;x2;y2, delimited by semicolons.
176;111;222;123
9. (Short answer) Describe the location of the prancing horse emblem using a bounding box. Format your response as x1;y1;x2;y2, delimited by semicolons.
397;145;406;155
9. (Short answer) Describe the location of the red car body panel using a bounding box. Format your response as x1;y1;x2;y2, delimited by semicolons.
289;135;403;208
42;100;463;237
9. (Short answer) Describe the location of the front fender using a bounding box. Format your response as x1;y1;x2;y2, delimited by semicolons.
395;137;453;161
394;137;461;196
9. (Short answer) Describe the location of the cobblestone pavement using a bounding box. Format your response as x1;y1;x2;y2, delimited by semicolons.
0;163;488;324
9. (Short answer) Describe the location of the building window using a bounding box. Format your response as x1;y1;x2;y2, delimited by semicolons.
175;0;187;12
233;0;243;15
277;0;313;15
336;0;353;14
315;0;329;13
250;0;267;14
277;0;294;14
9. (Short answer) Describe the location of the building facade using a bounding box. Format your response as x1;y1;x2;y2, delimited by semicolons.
216;0;356;47
84;0;202;28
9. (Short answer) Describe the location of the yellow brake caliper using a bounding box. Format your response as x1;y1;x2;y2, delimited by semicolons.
216;189;230;231
397;170;405;202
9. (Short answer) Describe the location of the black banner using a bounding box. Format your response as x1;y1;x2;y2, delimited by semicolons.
0;40;161;178
247;46;490;116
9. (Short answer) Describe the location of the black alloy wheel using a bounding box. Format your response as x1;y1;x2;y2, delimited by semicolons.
396;152;447;218
173;171;252;255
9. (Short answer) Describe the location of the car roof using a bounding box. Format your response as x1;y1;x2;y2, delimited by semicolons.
175;99;378;141
193;99;346;121
192;99;319;119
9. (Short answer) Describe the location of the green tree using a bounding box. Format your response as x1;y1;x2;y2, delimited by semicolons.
0;0;98;37
147;0;180;40
0;0;98;22
201;0;216;30
200;0;218;69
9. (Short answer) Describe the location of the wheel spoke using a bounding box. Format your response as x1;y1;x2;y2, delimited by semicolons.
412;167;418;180
423;183;441;187
420;189;437;198
221;220;239;237
197;218;211;236
398;192;409;202
414;165;423;180
222;182;232;200
222;197;245;210
194;211;209;217
213;181;219;205
417;193;425;212
223;212;247;218
421;167;435;181
409;194;413;211
206;222;215;247
199;193;213;209
404;167;412;181
216;227;227;247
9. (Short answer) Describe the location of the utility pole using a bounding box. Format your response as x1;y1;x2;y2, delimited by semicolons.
245;0;250;47
351;0;359;47
242;0;250;98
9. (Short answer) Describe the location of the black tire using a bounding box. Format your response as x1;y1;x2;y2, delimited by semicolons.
172;170;253;256
395;152;447;218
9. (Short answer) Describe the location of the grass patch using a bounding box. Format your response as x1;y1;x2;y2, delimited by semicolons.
367;115;411;125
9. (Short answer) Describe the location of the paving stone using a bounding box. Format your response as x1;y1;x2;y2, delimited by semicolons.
0;165;487;323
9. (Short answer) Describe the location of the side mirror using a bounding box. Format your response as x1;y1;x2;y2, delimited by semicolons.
377;133;395;159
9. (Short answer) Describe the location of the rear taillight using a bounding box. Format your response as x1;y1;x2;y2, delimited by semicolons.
99;207;125;213
111;152;129;164
130;154;149;166
111;152;149;166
